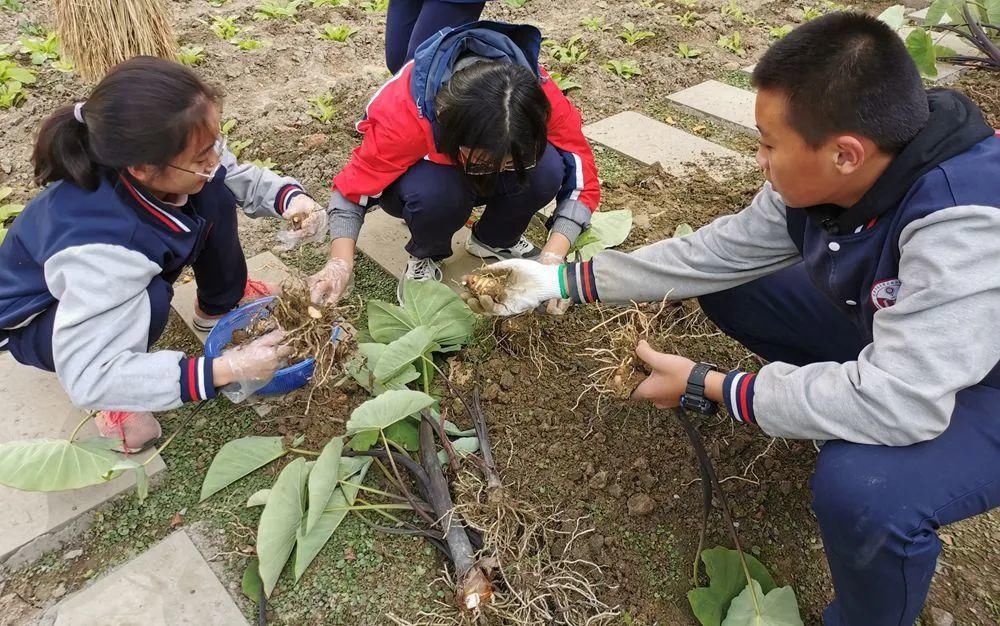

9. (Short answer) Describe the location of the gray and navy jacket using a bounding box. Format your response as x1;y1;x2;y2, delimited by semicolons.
0;152;308;412
562;90;1000;446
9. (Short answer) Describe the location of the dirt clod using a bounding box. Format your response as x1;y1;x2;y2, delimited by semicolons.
627;494;656;516
589;471;609;490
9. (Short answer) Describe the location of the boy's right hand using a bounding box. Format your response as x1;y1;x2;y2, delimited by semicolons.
460;259;563;316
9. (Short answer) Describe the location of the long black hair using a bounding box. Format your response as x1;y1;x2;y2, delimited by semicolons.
32;56;221;190
435;59;550;192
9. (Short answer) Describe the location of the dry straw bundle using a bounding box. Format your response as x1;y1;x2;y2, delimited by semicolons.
54;0;177;81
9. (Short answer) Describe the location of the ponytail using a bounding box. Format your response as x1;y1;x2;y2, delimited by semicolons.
30;56;221;191
33;104;98;189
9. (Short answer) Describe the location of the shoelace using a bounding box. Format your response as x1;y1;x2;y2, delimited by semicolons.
409;258;438;280
103;410;132;455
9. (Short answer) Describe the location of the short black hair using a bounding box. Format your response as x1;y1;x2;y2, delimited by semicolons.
752;11;928;153
435;60;550;192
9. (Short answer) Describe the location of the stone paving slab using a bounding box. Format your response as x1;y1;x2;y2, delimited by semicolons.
42;530;248;626
357;208;491;285
583;111;753;180
666;80;758;135
0;355;165;567
170;250;292;342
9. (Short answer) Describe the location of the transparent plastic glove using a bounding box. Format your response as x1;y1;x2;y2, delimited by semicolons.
538;251;572;316
461;259;562;316
308;257;353;306
276;195;328;251
218;329;294;403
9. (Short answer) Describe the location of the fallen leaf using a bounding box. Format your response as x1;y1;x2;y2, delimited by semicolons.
307;306;322;319
940;534;953;546
665;116;676;125
170;512;183;529
344;547;356;561
692;124;707;134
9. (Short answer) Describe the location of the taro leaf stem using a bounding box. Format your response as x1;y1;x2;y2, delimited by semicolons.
69;411;98;443
288;447;320;456
144;400;211;467
675;406;761;616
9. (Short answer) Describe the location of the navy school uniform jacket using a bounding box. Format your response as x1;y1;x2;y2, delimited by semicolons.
0;151;308;412
561;89;1000;446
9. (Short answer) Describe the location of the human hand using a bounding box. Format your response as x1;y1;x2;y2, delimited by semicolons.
219;329;294;382
307;257;353;306
276;195;328;250
461;259;562;316
630;340;696;409
537;251;571;315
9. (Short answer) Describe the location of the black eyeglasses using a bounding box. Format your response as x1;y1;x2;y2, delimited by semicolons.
461;148;537;176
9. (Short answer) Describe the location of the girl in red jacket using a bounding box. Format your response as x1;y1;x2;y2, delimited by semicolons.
307;21;600;306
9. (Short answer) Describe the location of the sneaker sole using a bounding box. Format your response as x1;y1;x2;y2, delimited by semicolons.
192;317;217;333
466;239;540;261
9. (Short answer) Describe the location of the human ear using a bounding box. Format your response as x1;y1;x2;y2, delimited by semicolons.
832;135;866;175
127;164;157;185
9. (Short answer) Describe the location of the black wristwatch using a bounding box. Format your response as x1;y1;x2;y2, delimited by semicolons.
680;362;719;415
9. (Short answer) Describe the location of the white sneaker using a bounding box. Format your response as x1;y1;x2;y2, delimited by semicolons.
465;232;541;261
397;256;443;305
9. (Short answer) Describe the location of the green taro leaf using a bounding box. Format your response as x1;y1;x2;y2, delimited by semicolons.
924;0;958;26
367;300;417;343
347;342;421;394
437;436;480;466
305;437;342;533
256;457;309;596
0;439;119;491
5;66;35;84
105;459;150;501
401;280;476;349
373;326;438;383
384;417;420;451
984;0;1000;24
673;222;695;238
345;389;436;445
934;44;956;58
294;456;372;579
443;419;476;437
572;210;633;261
200;436;286;501
246;488;271;507
242;558;262;603
722;581;802;626
905;29;938;77
688;547;777;626
876;4;905;30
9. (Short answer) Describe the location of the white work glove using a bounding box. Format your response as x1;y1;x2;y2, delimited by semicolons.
538;251;572;316
276;195;328;250
307;257;353;306
461;259;563;316
218;329;294;403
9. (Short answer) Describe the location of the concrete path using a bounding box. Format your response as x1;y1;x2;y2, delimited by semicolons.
0;355;165;568
41;531;247;626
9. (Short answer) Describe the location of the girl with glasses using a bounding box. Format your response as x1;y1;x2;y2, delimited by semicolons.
0;57;326;452
310;21;601;307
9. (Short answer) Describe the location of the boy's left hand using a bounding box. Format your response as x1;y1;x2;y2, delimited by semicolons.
278;196;328;249
630;340;696;408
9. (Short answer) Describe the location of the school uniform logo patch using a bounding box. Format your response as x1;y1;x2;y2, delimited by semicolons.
870;278;902;310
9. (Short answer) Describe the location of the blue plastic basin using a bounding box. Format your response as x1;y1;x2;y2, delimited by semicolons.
204;296;316;396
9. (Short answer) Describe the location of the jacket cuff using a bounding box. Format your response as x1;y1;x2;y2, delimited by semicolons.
549;216;584;244
179;356;217;403
550;199;593;241
560;260;600;304
723;370;758;425
326;190;365;241
275;184;307;216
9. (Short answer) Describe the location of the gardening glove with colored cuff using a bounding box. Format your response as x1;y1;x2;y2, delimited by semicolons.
461;259;563;316
276;194;328;251
217;329;295;403
538;251;572;316
307;257;353;306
